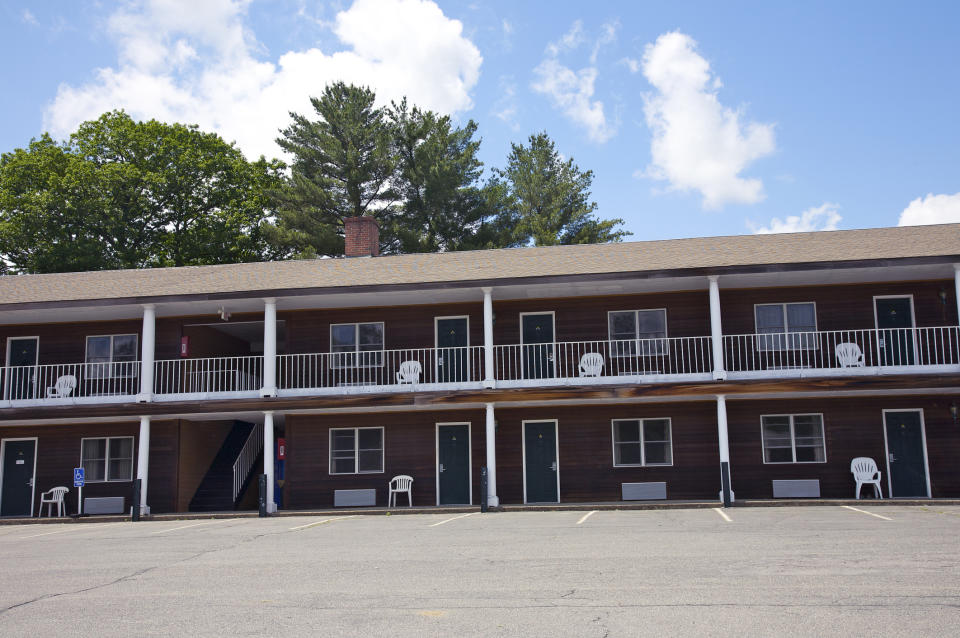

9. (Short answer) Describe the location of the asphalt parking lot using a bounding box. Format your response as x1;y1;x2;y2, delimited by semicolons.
0;505;958;637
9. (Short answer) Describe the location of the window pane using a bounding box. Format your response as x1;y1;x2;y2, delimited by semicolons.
331;325;356;352
644;442;672;465
615;442;642;465
643;419;671;443
83;459;106;482
358;323;384;350
82;438;106;461
332;458;355;474
109;437;133;460
765;447;794;463
357;428;382;451
331;430;355;452
109;458;133;480
609;312;636;340
358;450;383;472
786;303;816;333
112;335;138;361
793;415;823;438
756;305;785;334
762;416;793;463
86;337;111;362
614;420;640;443
795;445;825;463
636;310;666;338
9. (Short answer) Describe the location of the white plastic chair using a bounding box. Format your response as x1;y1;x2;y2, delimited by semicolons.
396;361;421;384
46;375;77;398
38;486;70;517
388;475;414;507
578;352;604;377
836;342;864;368
850;457;883;499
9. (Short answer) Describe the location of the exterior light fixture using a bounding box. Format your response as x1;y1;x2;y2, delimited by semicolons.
218;306;231;322
939;289;948;306
951;401;959;425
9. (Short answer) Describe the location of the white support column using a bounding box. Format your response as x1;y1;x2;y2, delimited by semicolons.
708;275;727;380
716;395;734;506
482;287;495;388
261;298;277;397
137;304;156;402
954;264;960;326
485;402;499;507
263;411;276;513
137;415;151;515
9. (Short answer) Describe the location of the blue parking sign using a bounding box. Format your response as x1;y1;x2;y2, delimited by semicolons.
74;467;85;487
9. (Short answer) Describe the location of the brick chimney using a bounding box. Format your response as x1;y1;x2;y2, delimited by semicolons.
343;216;379;257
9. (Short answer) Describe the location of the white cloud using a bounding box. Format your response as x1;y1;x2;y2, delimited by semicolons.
640;31;775;209
532;20;615;143
21;9;38;25
43;0;482;160
750;203;841;234
897;192;960;226
492;76;519;129
619;57;640;73
502;19;513;36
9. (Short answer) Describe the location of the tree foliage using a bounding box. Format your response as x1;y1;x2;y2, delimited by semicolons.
493;132;630;246
0;111;284;274
270;82;396;257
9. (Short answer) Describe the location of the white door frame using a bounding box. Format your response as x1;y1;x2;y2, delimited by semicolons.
5;336;39;401
0;437;39;517
521;419;560;504
881;408;932;498
434;316;471;382
519;312;556;379
873;295;918;365
435;422;473;506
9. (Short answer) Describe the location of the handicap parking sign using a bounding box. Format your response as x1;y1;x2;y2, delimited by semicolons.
74;467;85;487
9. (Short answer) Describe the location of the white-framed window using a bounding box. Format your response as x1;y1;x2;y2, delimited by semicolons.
755;302;817;350
329;427;384;474
330;322;384;368
80;436;135;482
85;334;138;378
611;418;673;466
608;309;667;356
761;414;826;463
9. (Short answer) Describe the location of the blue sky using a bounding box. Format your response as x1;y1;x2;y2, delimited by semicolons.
2;0;959;240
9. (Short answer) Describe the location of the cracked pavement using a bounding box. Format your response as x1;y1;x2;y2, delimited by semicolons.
0;506;958;636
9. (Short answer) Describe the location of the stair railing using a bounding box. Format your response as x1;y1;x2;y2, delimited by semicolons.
232;423;264;503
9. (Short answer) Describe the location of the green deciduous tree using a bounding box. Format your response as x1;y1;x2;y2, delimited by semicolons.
493;132;630;246
0;111;284;274
271;82;396;257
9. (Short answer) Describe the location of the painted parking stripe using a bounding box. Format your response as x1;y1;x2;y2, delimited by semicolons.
289;516;355;531
712;508;732;522
149;519;230;534
841;505;893;521
20;524;108;539
429;512;478;527
576;510;598;525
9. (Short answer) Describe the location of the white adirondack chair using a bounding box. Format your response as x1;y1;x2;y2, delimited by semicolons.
579;352;604;377
836;342;864;368
46;374;77;398
388;475;414;507
396;361;422;384
850;457;883;499
38;486;70;517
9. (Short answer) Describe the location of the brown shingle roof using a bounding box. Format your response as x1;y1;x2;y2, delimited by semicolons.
1;224;958;306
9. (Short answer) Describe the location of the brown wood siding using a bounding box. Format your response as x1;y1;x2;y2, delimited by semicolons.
726;395;960;498
0;320;143;367
720;279;957;334
285;410;487;508
0;420;179;514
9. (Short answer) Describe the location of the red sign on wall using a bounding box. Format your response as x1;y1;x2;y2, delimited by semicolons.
180;336;190;358
277;438;286;460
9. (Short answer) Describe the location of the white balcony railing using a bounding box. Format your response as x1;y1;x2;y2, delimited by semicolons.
723;326;960;374
154;356;264;396
494;337;715;383
278;346;486;391
1;361;140;401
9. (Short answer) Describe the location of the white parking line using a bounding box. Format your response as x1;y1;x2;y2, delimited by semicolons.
712;508;732;522
20;524;106;539
149;520;229;534
842;505;893;521
289;516;355;531
576;510;598;525
429;512;478;527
